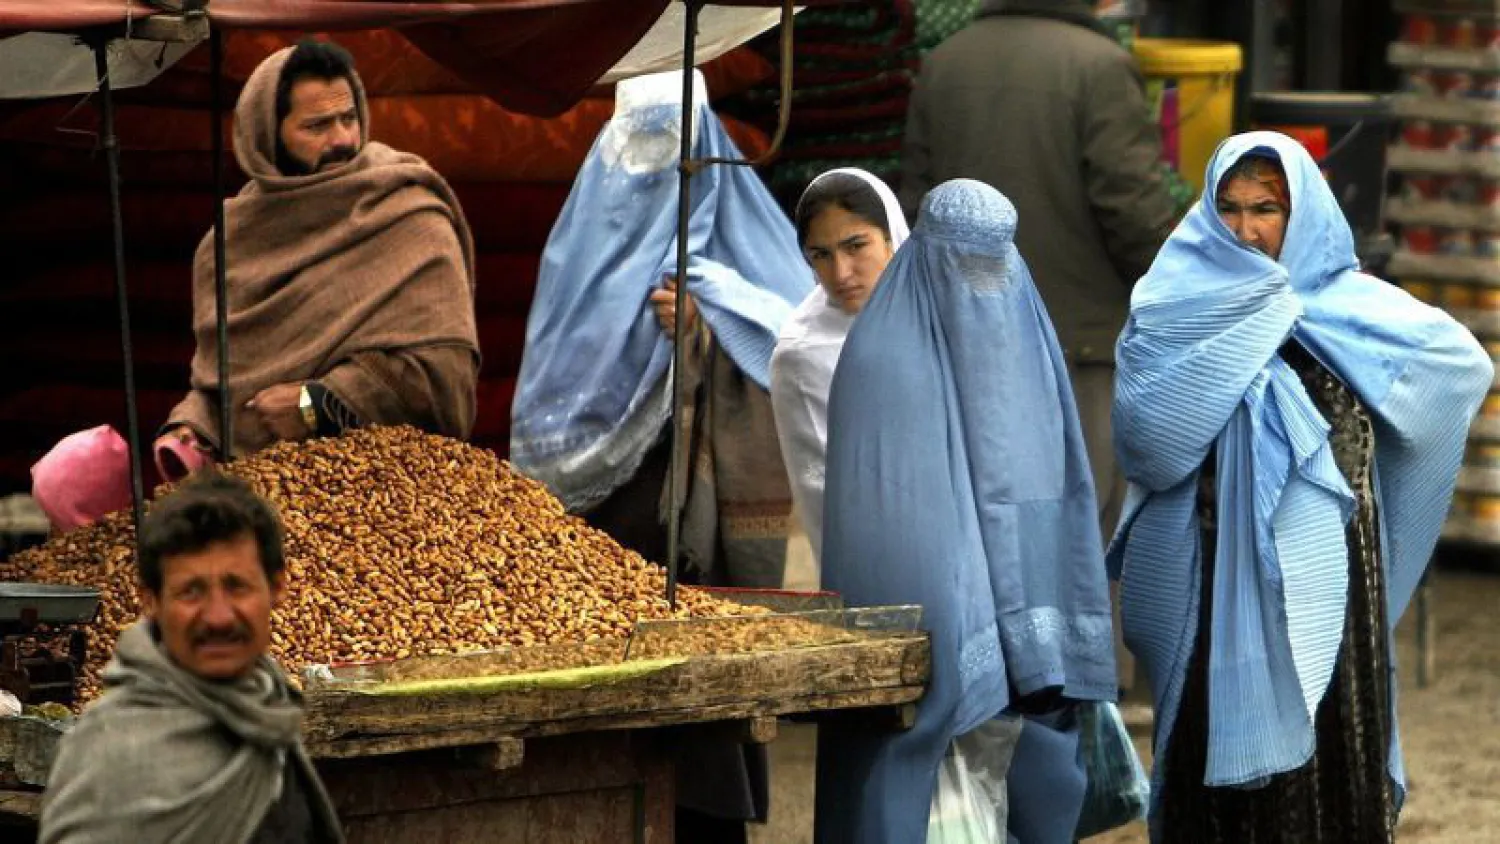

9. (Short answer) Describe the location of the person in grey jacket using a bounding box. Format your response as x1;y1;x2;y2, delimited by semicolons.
901;0;1178;695
901;0;1176;524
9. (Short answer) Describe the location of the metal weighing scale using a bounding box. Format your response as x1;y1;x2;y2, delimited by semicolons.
0;584;100;707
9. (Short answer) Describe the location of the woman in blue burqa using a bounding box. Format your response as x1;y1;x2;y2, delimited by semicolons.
511;67;812;583
818;179;1118;843
1111;132;1491;841
509;69;813;839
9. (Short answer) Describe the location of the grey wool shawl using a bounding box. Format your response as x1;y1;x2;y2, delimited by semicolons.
39;621;342;844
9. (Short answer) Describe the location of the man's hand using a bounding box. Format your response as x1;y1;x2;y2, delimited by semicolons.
247;382;312;442
649;276;698;338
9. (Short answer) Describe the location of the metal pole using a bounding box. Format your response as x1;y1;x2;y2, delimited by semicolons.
210;27;233;460
1303;0;1343;91
664;0;703;608
93;38;147;534
691;0;796;171
1416;569;1435;688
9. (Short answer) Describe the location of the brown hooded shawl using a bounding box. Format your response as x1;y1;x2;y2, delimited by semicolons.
168;46;480;456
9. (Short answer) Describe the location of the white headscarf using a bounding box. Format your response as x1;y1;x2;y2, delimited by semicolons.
769;168;910;567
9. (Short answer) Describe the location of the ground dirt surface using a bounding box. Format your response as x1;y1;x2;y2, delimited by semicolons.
1090;568;1500;843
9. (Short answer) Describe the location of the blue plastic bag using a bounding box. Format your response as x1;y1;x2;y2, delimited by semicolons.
1073;701;1149;838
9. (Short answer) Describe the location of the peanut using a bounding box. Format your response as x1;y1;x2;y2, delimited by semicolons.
1;426;770;704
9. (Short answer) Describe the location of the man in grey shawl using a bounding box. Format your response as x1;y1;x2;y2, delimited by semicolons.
40;473;343;844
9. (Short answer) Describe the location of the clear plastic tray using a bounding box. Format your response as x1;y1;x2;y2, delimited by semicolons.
1398;1;1500;18
624;605;922;661
1389;248;1500;283
694;585;844;614
1390;41;1500;71
1393;92;1500;126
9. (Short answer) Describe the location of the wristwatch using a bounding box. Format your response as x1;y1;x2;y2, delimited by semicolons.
298;384;318;433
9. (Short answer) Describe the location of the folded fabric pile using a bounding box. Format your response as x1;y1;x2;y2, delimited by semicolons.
913;0;982;52
727;0;920;205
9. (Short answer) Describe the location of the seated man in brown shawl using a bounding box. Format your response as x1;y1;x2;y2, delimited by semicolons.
41;473;343;843
155;39;479;475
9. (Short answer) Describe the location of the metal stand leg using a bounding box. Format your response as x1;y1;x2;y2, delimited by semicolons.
1415;568;1435;689
92;38;146;535
664;0;703;609
210;27;234;459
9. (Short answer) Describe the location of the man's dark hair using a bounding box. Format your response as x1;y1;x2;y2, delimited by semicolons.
795;173;894;247
275;38;359;127
137;472;285;594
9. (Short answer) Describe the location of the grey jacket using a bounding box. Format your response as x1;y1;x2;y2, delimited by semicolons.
900;0;1177;363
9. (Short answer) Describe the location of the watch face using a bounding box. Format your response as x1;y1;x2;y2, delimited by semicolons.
299;387;317;429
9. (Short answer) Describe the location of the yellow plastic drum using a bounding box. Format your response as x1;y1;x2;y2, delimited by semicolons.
1449;491;1476;541
1471;493;1500;543
1482;391;1500;423
1474;494;1500;521
1134;39;1244;195
1471;441;1500;468
1476;286;1500;336
1442;281;1481;331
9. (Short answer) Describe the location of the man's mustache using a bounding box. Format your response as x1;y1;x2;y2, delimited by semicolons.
192;624;252;647
317;146;358;170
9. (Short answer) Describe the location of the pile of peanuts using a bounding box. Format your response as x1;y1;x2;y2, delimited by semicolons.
0;426;755;702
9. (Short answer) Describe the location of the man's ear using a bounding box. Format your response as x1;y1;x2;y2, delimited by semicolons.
137;582;158;619
270;570;287;607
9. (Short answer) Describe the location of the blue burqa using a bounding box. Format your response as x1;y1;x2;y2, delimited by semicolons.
1110;132;1491;833
817;179;1117;843
509;70;813;510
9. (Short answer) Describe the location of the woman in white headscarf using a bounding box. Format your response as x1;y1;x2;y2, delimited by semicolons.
770;168;910;567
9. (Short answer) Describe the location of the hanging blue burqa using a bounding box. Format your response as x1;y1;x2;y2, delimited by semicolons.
817;179;1117;844
509;70;813;510
1110;132;1491;833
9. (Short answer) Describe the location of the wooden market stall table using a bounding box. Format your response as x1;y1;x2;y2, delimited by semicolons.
0;619;929;842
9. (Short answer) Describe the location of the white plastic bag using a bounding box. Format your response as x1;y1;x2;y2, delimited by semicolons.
927;718;1021;844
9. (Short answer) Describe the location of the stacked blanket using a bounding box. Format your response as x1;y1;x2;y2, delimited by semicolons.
729;0;920;204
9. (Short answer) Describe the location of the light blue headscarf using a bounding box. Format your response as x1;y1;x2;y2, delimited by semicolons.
1111;132;1491;824
509;70;814;510
816;179;1116;844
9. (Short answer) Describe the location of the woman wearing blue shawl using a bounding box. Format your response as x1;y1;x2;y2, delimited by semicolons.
508;69;814;839
1111;132;1491;841
510;69;813;588
818;179;1117;843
